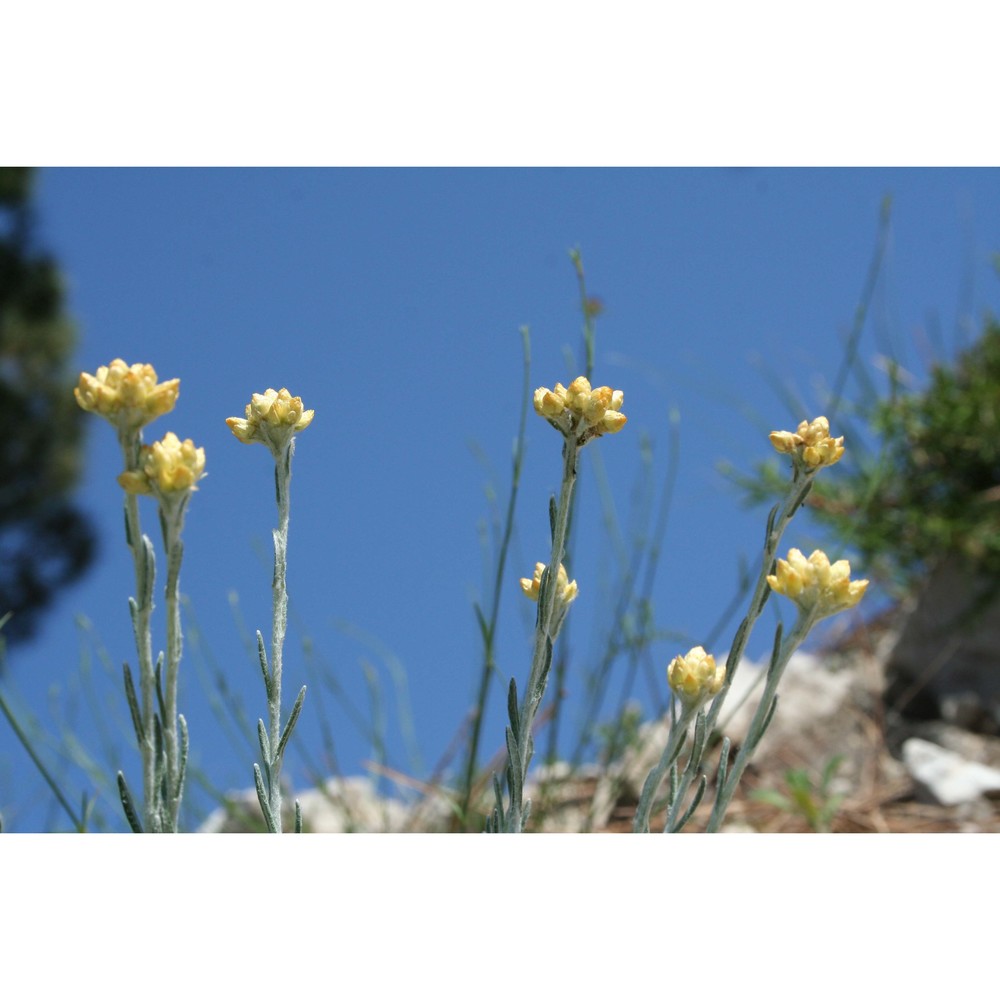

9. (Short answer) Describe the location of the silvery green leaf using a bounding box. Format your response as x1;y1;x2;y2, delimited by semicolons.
257;718;271;766
506;678;519;742
117;772;143;833
276;685;307;761
670;774;707;833
122;662;144;745
256;631;271;696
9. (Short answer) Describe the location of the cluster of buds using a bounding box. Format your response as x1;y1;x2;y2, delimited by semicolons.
767;548;868;620
533;376;627;443
520;561;578;635
74;359;180;434
769;416;844;470
667;646;726;708
117;432;206;499
226;387;314;458
520;561;578;605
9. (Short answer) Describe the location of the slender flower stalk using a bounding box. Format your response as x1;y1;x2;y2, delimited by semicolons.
74;360;195;832
490;374;626;833
119;428;158;831
633;647;725;832
118;430;204;831
706;546;867;831
227;387;313;833
507;437;579;834
633;414;864;834
704;609;816;831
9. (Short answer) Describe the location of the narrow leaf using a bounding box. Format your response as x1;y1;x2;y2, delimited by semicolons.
548;494;557;541
671;775;707;832
253;763;277;833
716;736;731;791
506;678;519;741
767;623;784;679
154;653;166;723
758;694;780;740
492;772;505;819
276;685;307;761
764;502;779;544
117;772;143;833
177;714;189;802
505;726;522;809
294;800;303;833
256;630;271;697
257;718;271;766
140;534;156;608
122;662;145;745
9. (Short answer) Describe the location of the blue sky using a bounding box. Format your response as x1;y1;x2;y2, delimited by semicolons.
2;167;999;832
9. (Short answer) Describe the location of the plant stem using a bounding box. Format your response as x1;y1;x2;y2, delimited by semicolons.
632;700;696;833
266;440;293;831
700;463;815;740
705;608;817;831
508;434;578;832
120;430;158;832
160;498;188;831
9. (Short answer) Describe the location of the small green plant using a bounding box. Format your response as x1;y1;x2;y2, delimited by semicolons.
750;754;846;832
486;370;628;833
226;388;313;834
633;418;867;833
74;360;200;832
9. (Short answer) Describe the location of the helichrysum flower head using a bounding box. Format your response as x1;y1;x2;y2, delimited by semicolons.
74;359;180;433
117;432;206;497
767;548;868;620
520;561;579;607
769;416;844;469
226;388;314;457
667;646;726;707
533;375;626;443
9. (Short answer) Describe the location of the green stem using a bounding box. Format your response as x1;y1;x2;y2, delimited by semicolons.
508;434;579;832
266;440;293;832
161;497;188;831
119;430;158;832
705;608;817;831
632;700;697;833
638;459;817;835
700;462;815;740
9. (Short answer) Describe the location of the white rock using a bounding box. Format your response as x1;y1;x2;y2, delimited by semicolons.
199;777;420;832
902;737;1000;806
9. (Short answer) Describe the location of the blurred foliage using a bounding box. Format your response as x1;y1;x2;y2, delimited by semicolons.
732;315;1000;596
0;166;95;651
749;754;845;832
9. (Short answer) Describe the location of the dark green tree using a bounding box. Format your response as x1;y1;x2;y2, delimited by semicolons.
0;167;95;652
732;313;1000;598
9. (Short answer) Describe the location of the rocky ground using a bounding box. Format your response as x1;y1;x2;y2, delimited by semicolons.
202;601;1000;833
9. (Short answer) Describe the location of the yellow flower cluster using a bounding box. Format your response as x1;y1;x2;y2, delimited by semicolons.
117;432;206;497
769;416;844;469
767;548;868;619
667;646;726;706
519;562;579;608
74;359;180;432
533;376;627;441
226;388;314;453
